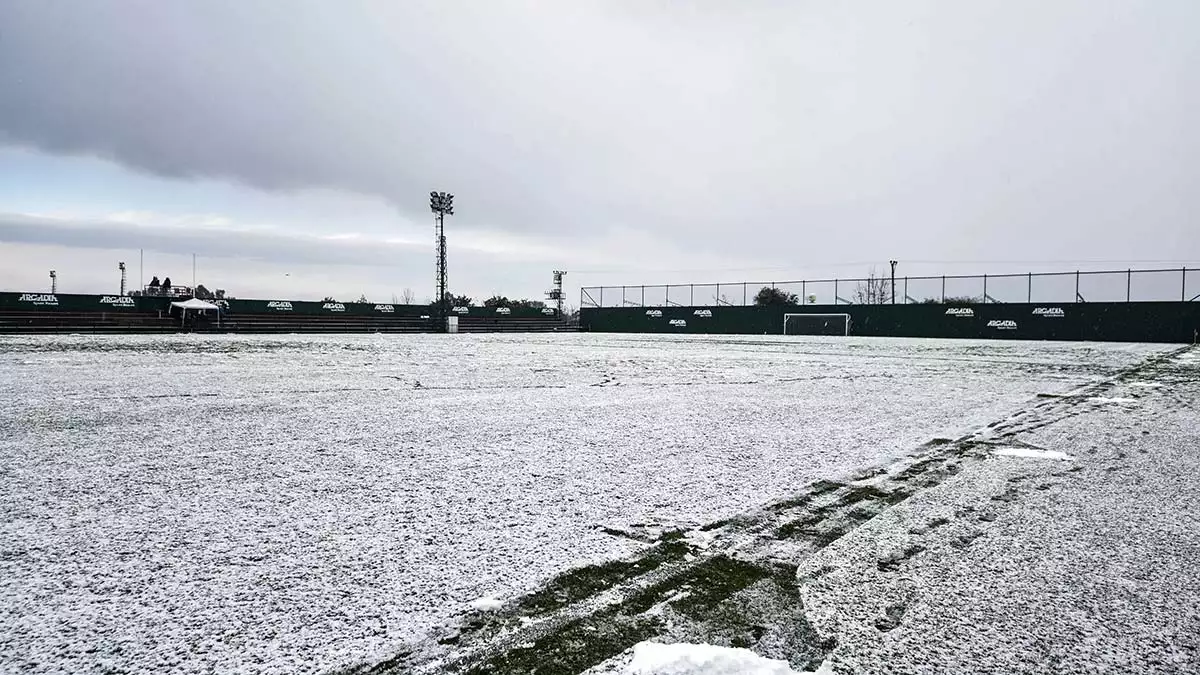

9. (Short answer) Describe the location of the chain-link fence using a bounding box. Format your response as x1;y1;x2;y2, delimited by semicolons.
581;267;1197;308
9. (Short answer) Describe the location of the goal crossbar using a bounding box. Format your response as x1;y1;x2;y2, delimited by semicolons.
783;313;851;336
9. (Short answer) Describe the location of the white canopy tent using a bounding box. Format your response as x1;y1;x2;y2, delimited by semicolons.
170;298;221;328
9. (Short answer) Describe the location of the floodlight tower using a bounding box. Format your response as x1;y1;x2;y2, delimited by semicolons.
119;262;127;296
49;270;57;294
429;191;454;330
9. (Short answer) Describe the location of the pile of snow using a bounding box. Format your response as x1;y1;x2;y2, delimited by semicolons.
624;641;831;675
991;447;1074;461
469;595;504;611
1087;396;1137;404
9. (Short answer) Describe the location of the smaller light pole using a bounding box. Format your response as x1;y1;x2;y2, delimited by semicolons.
119;262;127;296
547;270;566;315
49;270;57;294
889;260;898;304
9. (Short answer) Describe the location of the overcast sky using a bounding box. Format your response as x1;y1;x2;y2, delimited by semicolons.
1;0;1197;303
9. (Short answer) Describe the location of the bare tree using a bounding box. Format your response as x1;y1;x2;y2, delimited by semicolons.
400;287;416;304
854;267;892;305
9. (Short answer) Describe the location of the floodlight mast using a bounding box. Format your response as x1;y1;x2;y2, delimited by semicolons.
430;191;454;332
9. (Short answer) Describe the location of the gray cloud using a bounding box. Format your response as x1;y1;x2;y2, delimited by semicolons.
0;212;424;268
0;212;574;301
1;0;1199;266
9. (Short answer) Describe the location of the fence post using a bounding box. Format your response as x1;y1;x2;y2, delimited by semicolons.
1127;269;1131;302
904;276;908;304
983;274;988;302
622;285;626;306
1184;267;1188;301
802;280;806;304
743;283;747;306
690;284;694;305
1075;271;1080;302
941;276;946;303
641;285;645;306
665;285;670;306
1027;273;1032;303
599;286;604;307
834;279;839;305
715;283;720;306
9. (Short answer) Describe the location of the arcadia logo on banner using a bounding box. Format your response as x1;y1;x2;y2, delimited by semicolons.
945;307;974;317
452;306;470;314
669;319;687;327
693;309;713;318
99;296;135;307
987;320;1018;330
19;294;58;306
495;307;512;314
267;301;293;311
374;304;394;313
1032;307;1065;317
541;307;556;315
323;302;346;312
646;309;663;318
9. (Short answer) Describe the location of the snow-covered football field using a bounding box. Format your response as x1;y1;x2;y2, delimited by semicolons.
0;334;1183;673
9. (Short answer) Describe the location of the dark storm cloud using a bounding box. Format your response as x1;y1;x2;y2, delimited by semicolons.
1;1;1198;262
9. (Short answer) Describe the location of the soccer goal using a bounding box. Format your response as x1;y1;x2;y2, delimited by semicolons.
783;313;851;336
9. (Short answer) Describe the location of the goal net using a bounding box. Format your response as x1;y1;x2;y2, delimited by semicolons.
783;313;850;336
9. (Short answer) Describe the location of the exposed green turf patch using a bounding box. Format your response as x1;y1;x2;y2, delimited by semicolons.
514;541;691;616
808;479;846;497
461;610;664;675
460;556;775;674
660;555;773;618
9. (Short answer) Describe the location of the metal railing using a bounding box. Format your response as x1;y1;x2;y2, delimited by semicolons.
581;267;1198;308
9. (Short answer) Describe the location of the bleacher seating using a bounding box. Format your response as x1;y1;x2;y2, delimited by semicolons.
458;316;566;333
0;311;179;333
0;309;574;334
211;312;433;333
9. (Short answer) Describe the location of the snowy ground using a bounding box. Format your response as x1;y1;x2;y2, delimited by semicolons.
0;334;1184;674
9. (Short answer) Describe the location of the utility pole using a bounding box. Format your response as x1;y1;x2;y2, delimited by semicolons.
430;191;455;331
889;260;898;304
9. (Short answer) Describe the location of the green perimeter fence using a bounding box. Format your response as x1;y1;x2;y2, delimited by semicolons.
581;267;1199;308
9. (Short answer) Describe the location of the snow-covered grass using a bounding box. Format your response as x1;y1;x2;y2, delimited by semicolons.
623;641;820;674
0;334;1166;674
990;447;1075;460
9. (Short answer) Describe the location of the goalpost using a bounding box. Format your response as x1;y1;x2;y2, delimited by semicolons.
783;313;851;336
